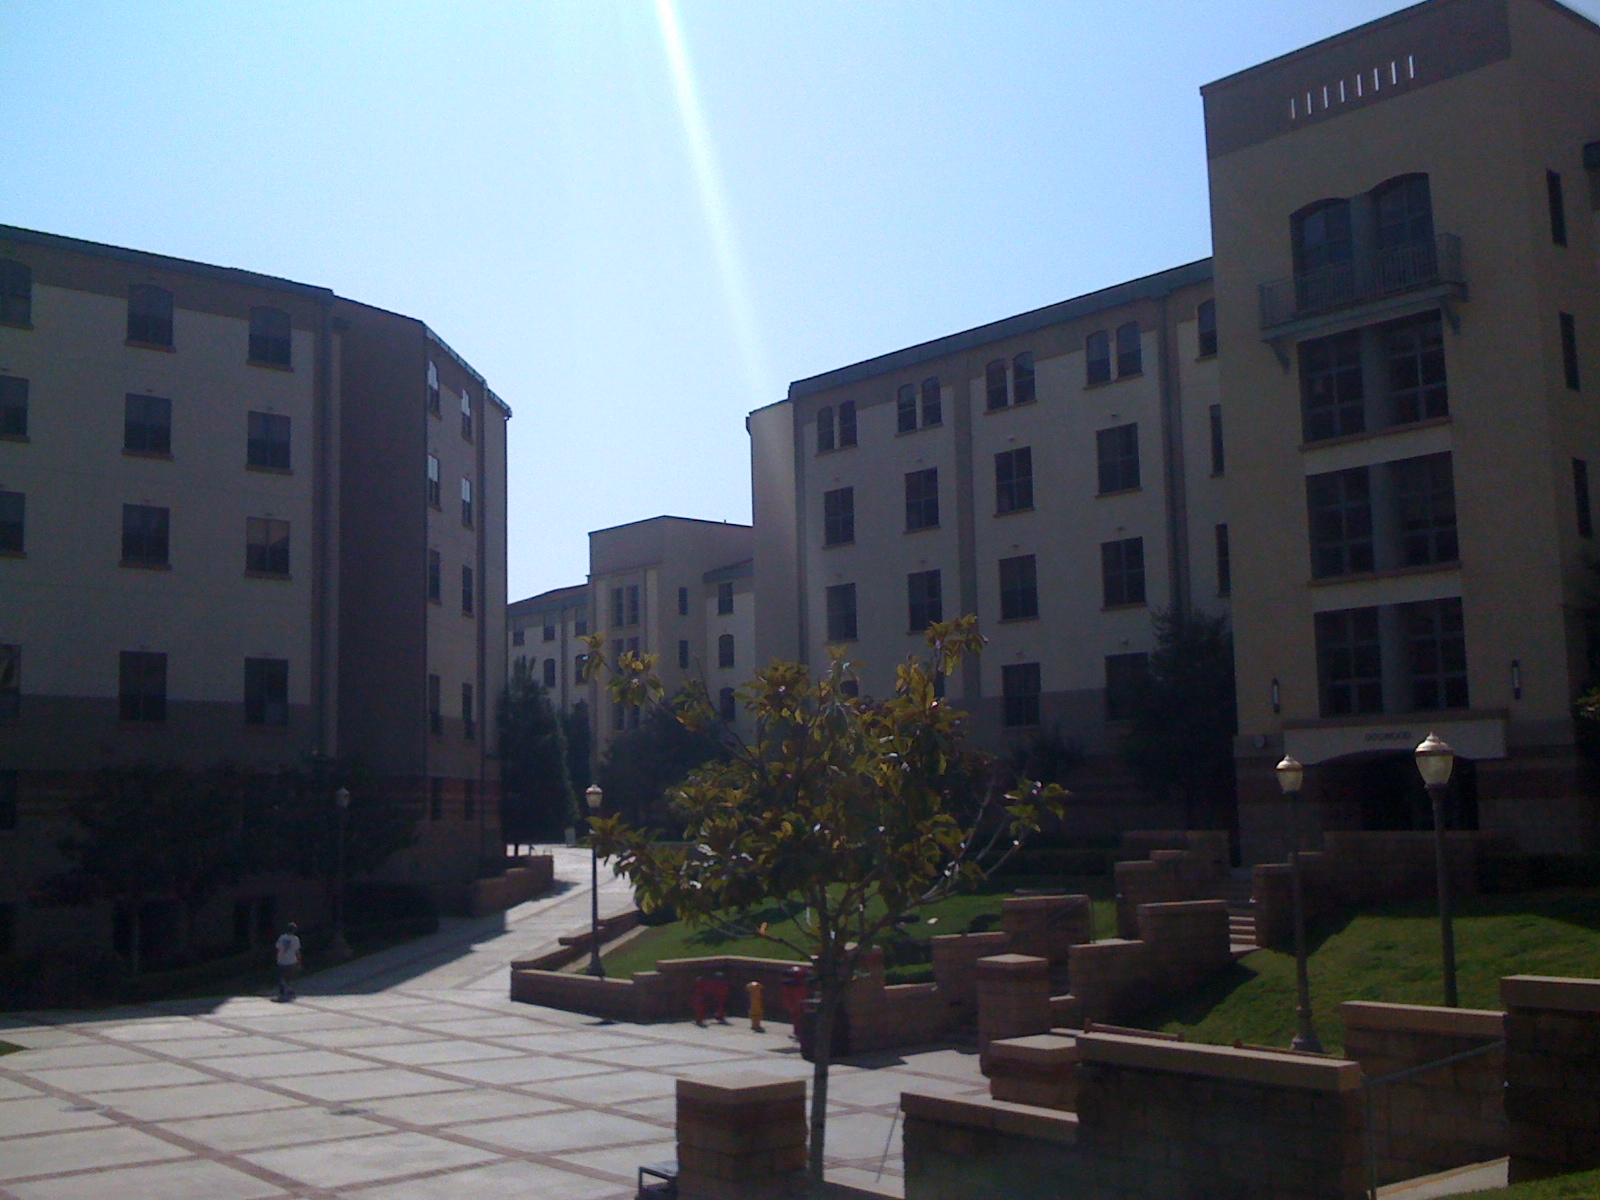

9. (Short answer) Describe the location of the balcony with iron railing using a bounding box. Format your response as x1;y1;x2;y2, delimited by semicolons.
1259;234;1466;340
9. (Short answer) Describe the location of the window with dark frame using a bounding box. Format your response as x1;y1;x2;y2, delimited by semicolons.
0;770;16;829
543;659;556;689
1301;331;1365;441
1547;169;1568;247
1374;175;1434;250
1315;607;1382;716
905;468;939;531
119;651;167;722
998;554;1038;620
1209;405;1225;475
1385;313;1449;425
1215;524;1231;597
121;504;169;566
611;588;625;627
1403;597;1468;711
427;362;441;416
1197;299;1217;357
461;478;474;528
461;390;473;442
1575;459;1593;540
512;629;524;646
678;639;690;669
0;492;23;556
245;517;290;576
838;400;857;447
248;307;291;366
995;447;1033;514
428;549;441;601
896;384;917;433
127;285;173;347
543;621;555;642
244;658;288;727
1294;199;1354;278
986;360;1009;411
462;565;474;615
1101;537;1146;607
823;487;854;546
907;568;942;632
1115;322;1142;377
718;581;734;614
0;645;18;724
428;673;442;734
1104;653;1149;721
1086;330;1111;385
1561;313;1581;392
247;411;291;470
817;406;835;453
1013;352;1035;405
1392;453;1458;567
626;584;640;625
718;633;735;669
825;583;857;643
1;376;29;438
920;377;942;427
124;394;171;455
1096;424;1140;494
0;260;31;327
1307;468;1374;578
678;586;689;616
719;687;737;723
575;612;588;635
1002;662;1041;728
427;456;441;507
462;683;476;741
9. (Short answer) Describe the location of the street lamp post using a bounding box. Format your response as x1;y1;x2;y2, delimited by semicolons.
585;784;605;978
1275;755;1323;1053
1415;733;1459;1007
330;787;352;961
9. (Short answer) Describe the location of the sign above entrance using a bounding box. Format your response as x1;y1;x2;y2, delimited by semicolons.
1283;715;1506;765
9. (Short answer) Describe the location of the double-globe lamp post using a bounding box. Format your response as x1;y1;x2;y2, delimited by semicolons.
330;786;352;961
1415;733;1459;1008
585;784;605;978
1274;755;1323;1053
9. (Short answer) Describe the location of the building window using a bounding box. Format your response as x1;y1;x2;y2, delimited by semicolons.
1374;175;1434;250
1115;322;1142;377
429;778;443;820
245;517;290;576
626;585;640;625
1307;468;1374;578
817;406;835;453
462;565;475;615
825;583;857;643
718;581;734;614
678;586;689;616
719;687;737;723
1392;453;1458;567
0;259;31;327
1105;653;1149;721
464;779;476;821
1096;423;1140;494
543;658;557;689
1575;459;1593;540
611;588;625;628
1002;662;1041;728
718;633;735;669
1197;299;1217;358
1315;608;1382;716
575;653;587;680
244;658;289;727
428;550;441;602
678;639;690;669
119;651;167;722
247;412;291;470
1403;597;1468;711
1561;313;1581;392
427;456;441;507
1215;524;1231;597
1294;199;1354;277
512;628;524;646
1547;169;1568;247
0;645;18;723
920;377;942;427
428;673;442;734
248;307;292;366
986;360;1009;411
427;361;441;417
1209;405;1224;476
543;621;556;642
838;400;857;447
995;447;1033;514
461;478;474;528
905;468;939;531
127;284;173;347
575;612;588;636
895;384;916;433
121;504;169;567
1086;330;1111;386
1101;537;1146;607
1;376;28;439
123;394;171;455
1013;352;1035;405
823;487;855;546
1300;331;1365;442
460;390;474;442
462;683;476;740
0;769;16;827
1385;314;1449;425
998;554;1038;620
0;492;23;556
907;568;942;632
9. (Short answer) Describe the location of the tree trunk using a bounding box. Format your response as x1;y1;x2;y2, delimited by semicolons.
807;981;841;1195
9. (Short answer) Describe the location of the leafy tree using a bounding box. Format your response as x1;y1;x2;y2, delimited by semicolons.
596;699;725;830
497;659;576;840
563;700;593;794
1122;607;1238;828
585;621;1065;1191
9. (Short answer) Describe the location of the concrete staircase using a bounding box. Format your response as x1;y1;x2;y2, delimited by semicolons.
1224;868;1258;956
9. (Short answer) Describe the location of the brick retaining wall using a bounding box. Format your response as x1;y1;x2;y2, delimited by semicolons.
1503;974;1600;1182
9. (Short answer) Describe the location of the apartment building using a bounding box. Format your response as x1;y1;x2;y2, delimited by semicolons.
509;583;590;712
0;225;509;959
1204;0;1600;856
751;263;1226;818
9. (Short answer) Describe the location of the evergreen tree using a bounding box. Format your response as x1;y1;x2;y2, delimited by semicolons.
497;658;576;840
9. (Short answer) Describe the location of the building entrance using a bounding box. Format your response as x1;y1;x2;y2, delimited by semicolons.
1316;752;1478;832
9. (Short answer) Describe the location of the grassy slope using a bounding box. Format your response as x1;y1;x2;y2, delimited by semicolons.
1460;1168;1600;1198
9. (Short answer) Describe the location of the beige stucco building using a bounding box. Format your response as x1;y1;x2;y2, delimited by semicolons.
510;583;591;713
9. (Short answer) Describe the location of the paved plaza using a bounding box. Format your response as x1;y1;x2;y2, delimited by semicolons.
0;849;987;1200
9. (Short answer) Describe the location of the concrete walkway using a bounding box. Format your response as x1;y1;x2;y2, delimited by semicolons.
0;849;986;1200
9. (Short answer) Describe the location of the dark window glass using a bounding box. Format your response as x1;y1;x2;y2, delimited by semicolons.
905;468;939;531
1386;314;1449;424
0;646;18;724
1374;175;1434;249
920;378;941;427
825;583;857;643
121;504;169;566
0;770;16;827
1096;424;1140;494
1391;453;1458;567
428;674;442;734
462;565;475;615
678;639;690;669
127;285;173;346
999;554;1038;620
462;683;476;740
1086;331;1111;385
907;569;942;632
1562;313;1581;392
1307;468;1374;578
1575;459;1593;540
823;487;854;547
1548;169;1568;247
718;633;735;669
1300;331;1365;441
575;653;587;679
611;588;624;627
719;687;737;723
247;411;291;470
718;582;734;614
1315;608;1383;716
1013;352;1035;405
1101;537;1146;607
1105;653;1149;721
1197;299;1217;357
119;651;167;722
245;517;290;575
428;550;441;601
512;629;524;646
244;658;288;726
678;586;689;616
0;376;28;438
543;659;556;688
248;307;291;366
427;362;441;416
461;478;474;528
1215;524;1231;597
1209;405;1224;475
838;400;857;447
426;456;441;507
626;585;640;625
543;621;556;642
1115;322;1142;377
1294;200;1354;275
0;259;31;326
460;390;473;442
995;447;1034;514
124;394;171;455
0;492;22;555
896;384;917;433
986;360;1009;411
1002;662;1041;728
1404;597;1468;711
575;613;588;636
817;406;835;453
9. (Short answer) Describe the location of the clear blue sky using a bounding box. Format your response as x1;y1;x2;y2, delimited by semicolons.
6;1;1592;599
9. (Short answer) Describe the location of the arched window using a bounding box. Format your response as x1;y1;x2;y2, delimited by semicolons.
1197;299;1217;358
717;633;735;669
719;687;737;723
1373;174;1433;250
1085;330;1111;385
1292;200;1354;276
1116;321;1142;378
817;405;835;453
127;284;173;347
985;359;1009;410
0;259;32;327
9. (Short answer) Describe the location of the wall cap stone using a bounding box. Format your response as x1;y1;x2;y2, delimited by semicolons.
899;1091;1079;1145
1001;894;1089;913
988;1034;1081;1065
974;953;1051;977
677;1074;806;1106
1501;974;1600;1014
1341;1000;1504;1039
1077;1032;1363;1092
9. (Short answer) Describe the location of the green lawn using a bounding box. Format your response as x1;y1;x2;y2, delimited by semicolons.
1152;888;1600;1055
1461;1168;1600;1198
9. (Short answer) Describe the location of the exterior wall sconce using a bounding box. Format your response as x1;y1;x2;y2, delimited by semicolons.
1271;677;1282;715
1511;659;1522;701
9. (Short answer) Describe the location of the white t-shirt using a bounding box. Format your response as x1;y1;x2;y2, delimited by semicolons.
275;933;302;967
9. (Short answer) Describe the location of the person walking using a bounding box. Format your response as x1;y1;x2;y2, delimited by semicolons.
274;922;302;1002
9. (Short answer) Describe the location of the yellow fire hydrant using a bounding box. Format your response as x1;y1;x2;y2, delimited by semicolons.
746;980;765;1032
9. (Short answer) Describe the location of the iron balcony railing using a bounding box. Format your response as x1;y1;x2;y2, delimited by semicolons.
1259;233;1464;331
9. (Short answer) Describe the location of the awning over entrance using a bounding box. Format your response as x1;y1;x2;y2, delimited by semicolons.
1283;714;1506;765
